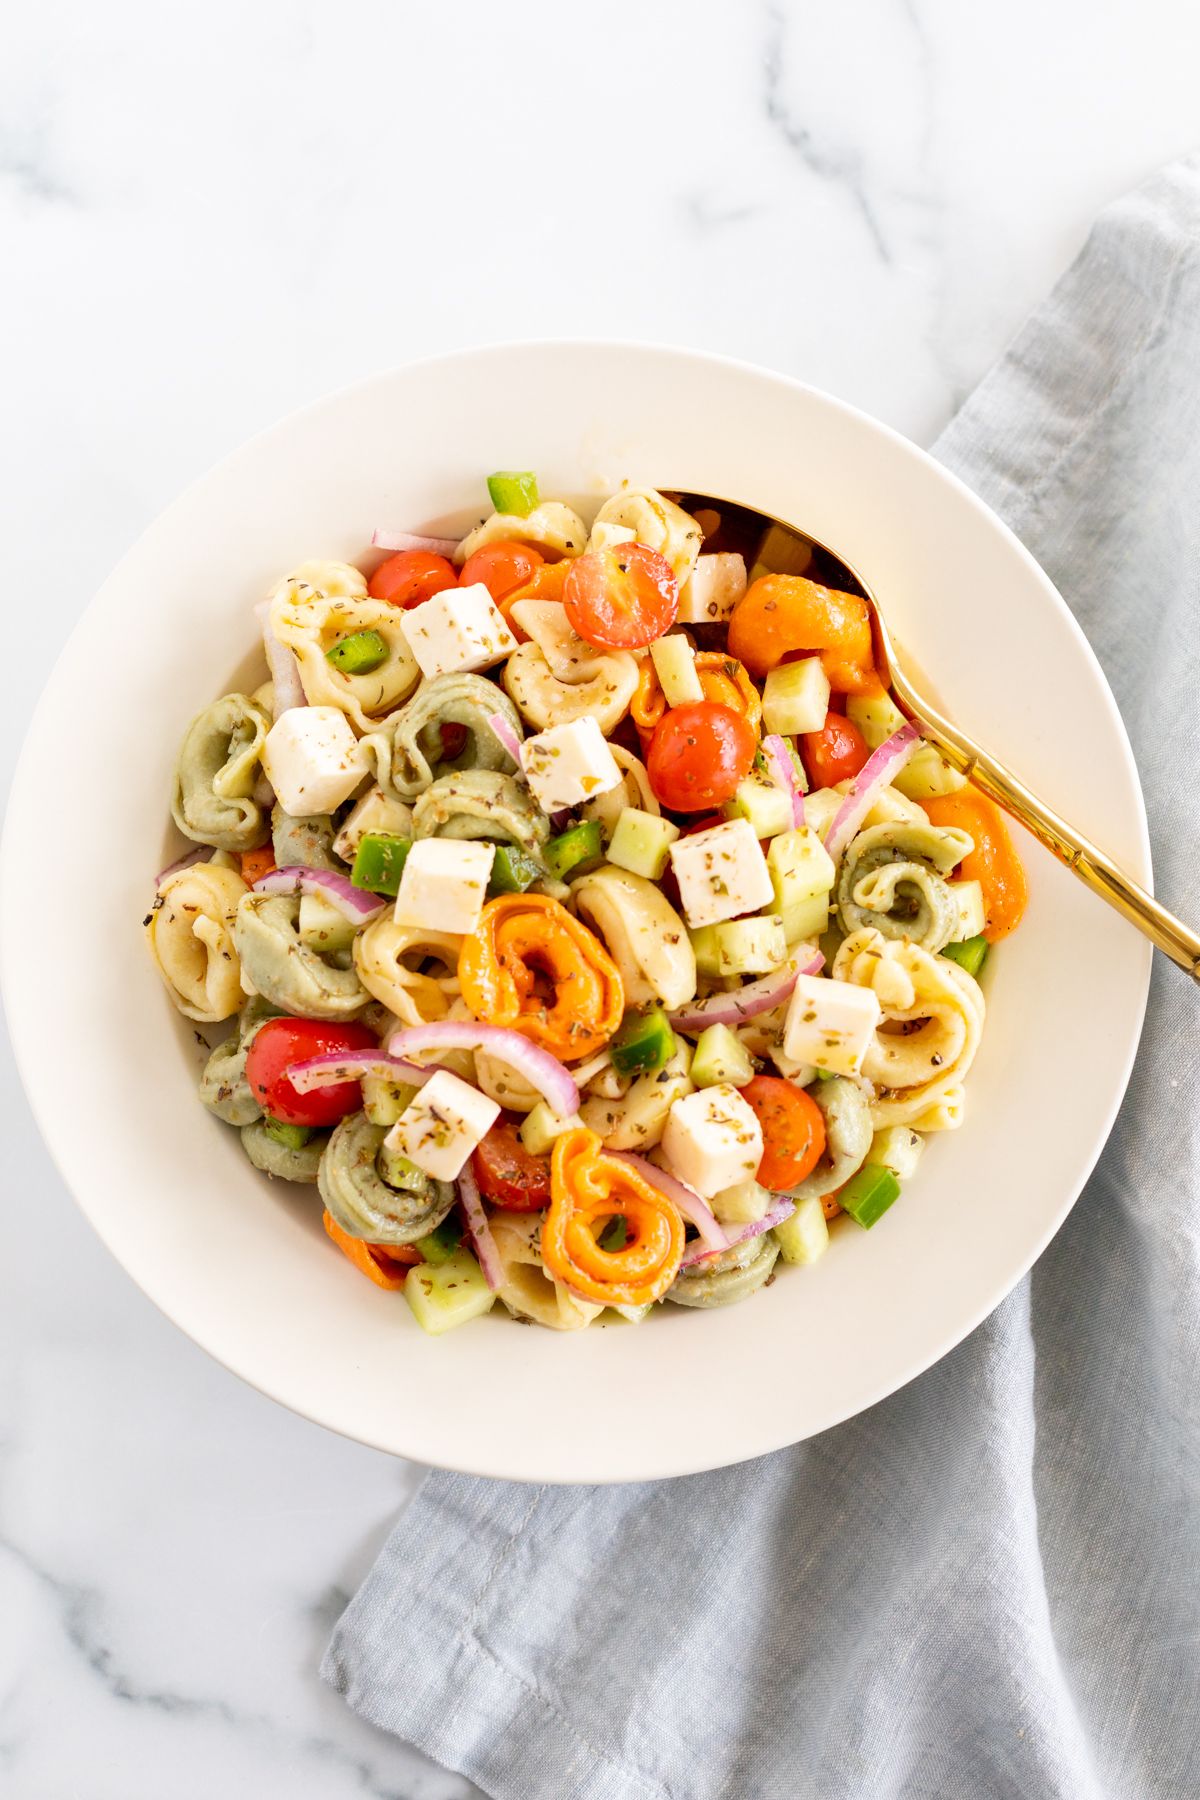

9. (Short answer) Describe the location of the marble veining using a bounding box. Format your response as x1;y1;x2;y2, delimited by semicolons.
4;0;1200;1792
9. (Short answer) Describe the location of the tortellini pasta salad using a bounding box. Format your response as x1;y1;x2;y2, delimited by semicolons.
146;472;1027;1336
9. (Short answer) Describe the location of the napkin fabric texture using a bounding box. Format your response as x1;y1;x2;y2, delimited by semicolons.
324;157;1200;1800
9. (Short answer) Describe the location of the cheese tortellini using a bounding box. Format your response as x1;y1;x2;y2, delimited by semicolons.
571;865;696;1011
269;561;420;734
455;500;588;565
353;917;465;1025
412;768;550;861
318;1111;455;1244
172;693;272;852
503;598;639;735
579;1041;693;1150
668;1232;779;1309
589;486;703;588
580;745;660;844
833;926;985;1129
146;862;248;1022
489;1212;604;1330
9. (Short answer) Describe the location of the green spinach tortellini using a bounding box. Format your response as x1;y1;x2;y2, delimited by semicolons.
668;1232;779;1309
271;806;344;872
362;673;523;801
172;693;272;852
233;891;367;1019
836;820;975;954
318;1111;455;1245
198;996;279;1124
411;768;549;860
241;1119;326;1183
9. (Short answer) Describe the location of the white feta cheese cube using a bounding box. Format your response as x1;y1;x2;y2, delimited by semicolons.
402;583;518;680
260;706;367;817
333;785;413;862
385;1069;500;1182
676;553;747;624
394;838;495;935
668;818;774;929
521;717;624;814
661;1084;764;1199
783;972;882;1077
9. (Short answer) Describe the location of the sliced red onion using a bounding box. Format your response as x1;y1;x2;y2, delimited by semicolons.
669;951;823;1033
255;600;306;713
253;864;387;923
611;1152;729;1254
762;733;805;828
823;723;920;861
155;845;209;886
288;1051;435;1094
384;1022;579;1118
486;711;523;767
371;528;460;557
680;1197;795;1268
458;1161;504;1291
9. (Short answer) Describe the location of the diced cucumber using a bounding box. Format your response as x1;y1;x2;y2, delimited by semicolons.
777;892;830;944
362;1075;419;1128
893;743;967;801
519;1100;582;1156
942;934;989;977
486;470;539;517
351;832;412;897
773;1194;829;1264
723;775;793;840
404;1249;496;1334
488;844;544;894
607;807;680;881
711;915;787;976
298;890;359;954
838;1164;901;1228
611;1009;676;1077
710;1177;771;1223
858;784;926;828
607;1301;653;1323
801;788;842;842
846;690;907;749
762;657;831;736
766;828;836;919
263;1117;313;1150
545;819;604;880
416;1215;465;1264
690;1023;755;1089
946;879;986;942
867;1125;925;1182
688;925;723;977
379;1142;429;1193
649;634;704;706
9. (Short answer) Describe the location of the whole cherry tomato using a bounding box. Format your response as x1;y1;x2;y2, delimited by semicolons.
245;1017;377;1128
368;550;457;609
471;1121;552;1211
459;541;544;601
646;702;757;811
563;543;678;649
740;1076;826;1190
800;711;871;788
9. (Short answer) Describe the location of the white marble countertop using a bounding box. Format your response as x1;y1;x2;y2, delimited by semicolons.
3;2;1198;1792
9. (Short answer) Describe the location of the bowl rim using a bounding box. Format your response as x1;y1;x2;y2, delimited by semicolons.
1;338;1153;1481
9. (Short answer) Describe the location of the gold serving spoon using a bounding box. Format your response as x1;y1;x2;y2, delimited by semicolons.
673;491;1200;977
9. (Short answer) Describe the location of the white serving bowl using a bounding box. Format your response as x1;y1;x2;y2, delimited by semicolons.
0;343;1151;1483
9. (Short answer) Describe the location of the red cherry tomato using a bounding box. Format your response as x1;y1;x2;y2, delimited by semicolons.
245;1018;377;1128
646;702;757;812
471;1120;552;1212
459;541;545;601
563;543;678;649
440;723;469;759
740;1076;826;1190
368;550;457;609
800;711;871;788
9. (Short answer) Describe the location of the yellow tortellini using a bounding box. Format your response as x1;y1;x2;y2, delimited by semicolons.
832;926;985;1129
571;865;696;1011
455;501;588;565
172;693;272;852
579;1041;693;1151
353;918;465;1025
268;561;419;734
503;599;639;735
580;745;660;844
146;862;248;1022
489;1212;603;1331
589;486;703;588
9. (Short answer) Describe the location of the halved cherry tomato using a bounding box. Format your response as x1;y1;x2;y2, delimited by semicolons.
459;541;545;601
740;1076;826;1191
646;702;757;811
563;543;678;649
239;845;277;885
471;1120;552;1212
368;550;458;609
800;711;871;788
245;1018;377;1128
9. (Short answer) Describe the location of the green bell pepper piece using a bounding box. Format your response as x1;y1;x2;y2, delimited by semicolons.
486;470;539;517
544;819;604;881
941;934;989;978
325;629;389;675
488;844;543;894
610;1009;676;1078
416;1215;466;1265
838;1163;901;1229
350;833;412;897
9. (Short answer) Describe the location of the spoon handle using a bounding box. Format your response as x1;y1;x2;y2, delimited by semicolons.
897;681;1200;978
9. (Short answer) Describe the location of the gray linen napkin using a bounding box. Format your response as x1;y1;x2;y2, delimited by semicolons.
323;157;1200;1800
